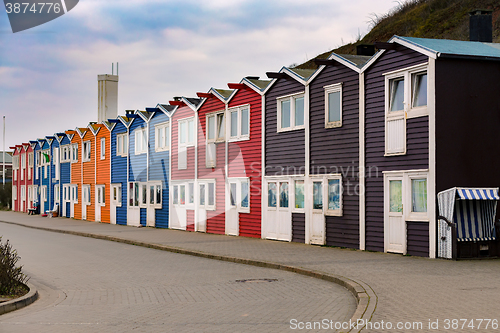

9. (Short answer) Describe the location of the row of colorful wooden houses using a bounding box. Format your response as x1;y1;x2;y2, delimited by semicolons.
10;14;500;259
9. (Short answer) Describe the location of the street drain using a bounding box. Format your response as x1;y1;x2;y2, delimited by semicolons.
235;278;278;283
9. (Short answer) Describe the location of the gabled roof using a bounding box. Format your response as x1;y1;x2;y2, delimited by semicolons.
102;120;116;132
137;110;154;122
157;103;176;116
288;68;316;80
118;115;135;128
208;88;235;103
76;127;90;138
394;36;500;60
88;123;103;135
361;35;500;72
243;78;272;92
181;97;204;113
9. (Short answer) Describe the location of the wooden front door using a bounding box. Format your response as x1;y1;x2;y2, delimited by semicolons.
385;176;405;253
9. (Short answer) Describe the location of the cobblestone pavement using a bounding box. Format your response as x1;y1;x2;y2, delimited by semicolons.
0;222;355;333
2;211;500;332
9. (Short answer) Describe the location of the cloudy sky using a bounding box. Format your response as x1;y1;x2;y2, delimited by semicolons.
1;0;399;148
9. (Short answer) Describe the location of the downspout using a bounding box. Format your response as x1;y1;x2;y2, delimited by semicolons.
359;72;366;251
147;119;150;182
168;117;172;229
260;92;266;239
428;57;437;258
126;125;130;223
304;83;311;244
194;107;199;231
224;99;229;234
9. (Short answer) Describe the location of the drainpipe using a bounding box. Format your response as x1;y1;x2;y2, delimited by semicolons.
304;83;311;244
260;93;266;239
194;107;199;231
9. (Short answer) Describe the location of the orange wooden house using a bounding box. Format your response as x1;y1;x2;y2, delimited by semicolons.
91;123;111;223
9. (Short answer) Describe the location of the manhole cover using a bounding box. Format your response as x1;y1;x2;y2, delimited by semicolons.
235;278;278;283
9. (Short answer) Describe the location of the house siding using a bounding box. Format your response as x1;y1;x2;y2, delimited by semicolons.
197;96;226;235
40;141;51;214
148;111;170;228
435;58;500;192
111;122;128;225
265;77;306;176
227;87;263;238
364;45;429;252
82;130;96;221
171;105;196;181
59;136;72;218
292;213;306;243
406;221;429;257
310;63;360;249
96;126;111;223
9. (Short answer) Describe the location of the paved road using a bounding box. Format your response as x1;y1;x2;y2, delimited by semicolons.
3;211;500;332
0;222;355;333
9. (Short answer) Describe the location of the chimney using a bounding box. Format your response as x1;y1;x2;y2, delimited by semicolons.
97;74;119;122
356;44;375;56
469;9;493;42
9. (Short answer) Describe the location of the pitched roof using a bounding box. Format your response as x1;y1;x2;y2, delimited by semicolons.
288;68;316;80
337;54;372;67
394;36;500;60
246;78;272;90
214;89;234;99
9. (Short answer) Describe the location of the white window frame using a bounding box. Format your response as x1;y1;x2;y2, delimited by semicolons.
227;177;250;213
155;122;170;152
178;117;195;147
82;141;91;162
310;174;343;216
12;185;17;200
21;186;25;201
324;83;342;128
128;182;140;207
20;154;25;180
384;63;428;156
148;181;162;209
277;92;305;132
71;143;78;163
383;169;430;222
228;105;250;142
116;133;128;157
96;185;105;207
197;180;216;211
100;138;106;160
111;184;122;207
12;155;19;169
82;184;91;206
135;128;147;155
291;177;305;213
54;184;60;203
139;182;148;208
206;111;225;143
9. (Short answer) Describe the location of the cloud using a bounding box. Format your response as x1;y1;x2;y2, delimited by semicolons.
0;0;399;147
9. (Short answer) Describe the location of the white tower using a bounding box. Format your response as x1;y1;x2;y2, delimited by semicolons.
97;74;118;122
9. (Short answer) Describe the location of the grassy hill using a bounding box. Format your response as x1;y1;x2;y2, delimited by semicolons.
297;0;500;69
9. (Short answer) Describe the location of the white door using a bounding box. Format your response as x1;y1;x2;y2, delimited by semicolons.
33;185;39;211
41;185;47;214
170;184;186;230
95;185;104;222
196;183;207;232
62;185;68;217
110;184;120;225
127;182;140;226
21;186;26;212
310;180;325;245
385;176;405;253
82;185;90;220
226;181;239;236
265;180;292;241
146;183;155;227
70;185;76;218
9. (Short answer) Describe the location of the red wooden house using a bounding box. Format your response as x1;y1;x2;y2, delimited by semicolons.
10;145;22;211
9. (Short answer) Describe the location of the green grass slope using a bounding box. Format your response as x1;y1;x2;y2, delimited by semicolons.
297;0;500;69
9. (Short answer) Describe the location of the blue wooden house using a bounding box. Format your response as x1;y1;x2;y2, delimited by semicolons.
127;110;150;227
29;140;40;209
109;115;134;225
145;104;174;228
45;135;61;215
56;132;72;218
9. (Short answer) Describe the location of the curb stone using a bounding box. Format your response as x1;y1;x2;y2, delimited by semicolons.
0;282;38;315
0;219;377;331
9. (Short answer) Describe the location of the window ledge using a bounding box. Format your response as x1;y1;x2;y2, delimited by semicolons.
325;121;342;129
228;137;250;143
384;152;407;157
406;108;428;119
277;126;305;133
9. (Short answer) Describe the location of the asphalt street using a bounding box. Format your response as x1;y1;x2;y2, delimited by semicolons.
0;223;356;333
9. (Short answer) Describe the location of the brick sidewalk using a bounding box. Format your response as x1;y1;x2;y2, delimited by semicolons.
2;211;500;332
